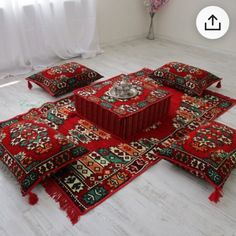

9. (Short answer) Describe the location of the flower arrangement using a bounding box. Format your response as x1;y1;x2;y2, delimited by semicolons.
144;0;169;39
144;0;169;13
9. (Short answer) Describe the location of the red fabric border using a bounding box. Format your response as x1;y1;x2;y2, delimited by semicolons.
1;145;89;199
1;68;236;223
157;154;228;202
43;157;161;224
43;178;83;224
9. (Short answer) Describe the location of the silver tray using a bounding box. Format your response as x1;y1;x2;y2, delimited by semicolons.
108;87;138;99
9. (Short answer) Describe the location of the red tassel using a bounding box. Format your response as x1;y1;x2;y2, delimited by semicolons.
43;179;81;224
208;188;223;203
28;81;33;89
28;191;39;205
216;81;221;88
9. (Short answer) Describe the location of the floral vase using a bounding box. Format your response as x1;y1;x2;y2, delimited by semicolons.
147;12;155;40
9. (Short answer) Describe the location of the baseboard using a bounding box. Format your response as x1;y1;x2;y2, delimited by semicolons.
100;33;146;48
157;34;236;58
100;33;236;58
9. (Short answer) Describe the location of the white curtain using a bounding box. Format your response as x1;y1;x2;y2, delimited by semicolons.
0;0;100;78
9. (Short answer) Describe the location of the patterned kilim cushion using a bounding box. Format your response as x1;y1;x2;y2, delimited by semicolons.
149;62;222;96
0;120;88;204
156;121;236;202
39;69;234;224
26;62;103;96
1;68;235;224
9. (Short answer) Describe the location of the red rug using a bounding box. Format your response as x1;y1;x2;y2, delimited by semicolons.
1;69;235;224
43;70;235;224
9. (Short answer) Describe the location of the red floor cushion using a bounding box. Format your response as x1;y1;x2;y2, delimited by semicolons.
149;62;222;96
156;121;236;202
26;62;103;96
0;120;88;204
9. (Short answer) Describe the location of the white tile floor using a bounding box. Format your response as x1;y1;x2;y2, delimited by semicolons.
0;38;236;236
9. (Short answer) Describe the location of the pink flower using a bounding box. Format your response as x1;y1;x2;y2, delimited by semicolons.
144;0;169;13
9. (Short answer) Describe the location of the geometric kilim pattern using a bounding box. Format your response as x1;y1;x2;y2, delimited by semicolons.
26;62;103;97
43;69;235;223
52;137;158;213
0;120;88;195
156;121;236;188
149;62;222;96
0;68;235;224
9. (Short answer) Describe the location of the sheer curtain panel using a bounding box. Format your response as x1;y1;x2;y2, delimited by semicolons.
0;0;100;78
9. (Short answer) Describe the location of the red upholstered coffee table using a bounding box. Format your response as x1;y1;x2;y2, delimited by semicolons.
74;74;171;140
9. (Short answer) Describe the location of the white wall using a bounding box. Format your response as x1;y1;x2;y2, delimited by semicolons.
155;0;236;55
97;0;236;56
97;0;149;45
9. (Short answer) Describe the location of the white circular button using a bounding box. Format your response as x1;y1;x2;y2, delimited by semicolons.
196;6;230;39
